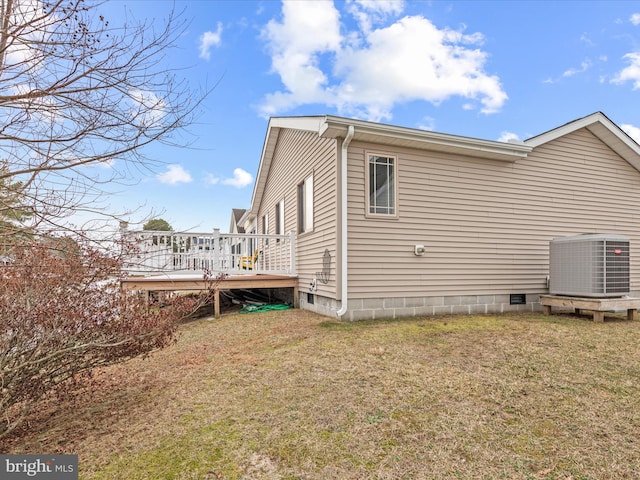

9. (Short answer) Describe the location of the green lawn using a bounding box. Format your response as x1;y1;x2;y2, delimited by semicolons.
5;310;640;479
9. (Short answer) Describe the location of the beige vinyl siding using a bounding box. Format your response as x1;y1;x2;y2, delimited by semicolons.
346;128;640;298
257;128;339;297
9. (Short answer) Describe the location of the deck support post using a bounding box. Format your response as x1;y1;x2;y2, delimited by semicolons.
214;288;220;318
293;284;299;308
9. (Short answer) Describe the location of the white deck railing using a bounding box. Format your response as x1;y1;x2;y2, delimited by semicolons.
121;228;296;276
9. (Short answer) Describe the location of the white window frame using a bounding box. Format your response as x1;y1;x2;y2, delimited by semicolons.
275;199;285;235
366;152;398;218
297;174;314;233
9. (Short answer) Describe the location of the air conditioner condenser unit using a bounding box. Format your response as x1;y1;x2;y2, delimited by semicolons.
549;233;630;298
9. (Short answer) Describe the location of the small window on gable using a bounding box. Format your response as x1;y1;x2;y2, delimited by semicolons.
275;199;284;235
297;174;314;233
262;214;269;234
367;153;397;216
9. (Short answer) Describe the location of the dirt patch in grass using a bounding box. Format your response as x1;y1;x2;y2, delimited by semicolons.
4;311;640;479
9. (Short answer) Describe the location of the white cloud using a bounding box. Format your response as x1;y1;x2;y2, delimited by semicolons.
544;59;593;84
205;173;220;185
621;124;640;144
260;1;507;121
612;52;640;89
498;131;520;143
199;23;223;60
260;1;341;116
417;116;435;131
580;33;595;46
562;60;592;78
157;164;192;185
222;168;253;188
631;13;640;26
347;0;405;33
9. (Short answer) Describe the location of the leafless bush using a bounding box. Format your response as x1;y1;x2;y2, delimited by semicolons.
0;238;222;439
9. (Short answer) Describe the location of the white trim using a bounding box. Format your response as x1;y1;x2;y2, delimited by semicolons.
525;112;640;172
275;199;285;235
320;115;531;162
297;175;314;234
246;112;640;226
304;174;313;232
365;151;398;218
337;125;355;318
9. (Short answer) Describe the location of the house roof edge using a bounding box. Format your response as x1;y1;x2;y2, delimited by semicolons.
525;111;640;171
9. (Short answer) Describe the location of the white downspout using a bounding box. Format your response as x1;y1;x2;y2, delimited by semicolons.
336;125;355;318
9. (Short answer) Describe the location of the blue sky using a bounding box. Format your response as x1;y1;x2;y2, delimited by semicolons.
96;0;640;232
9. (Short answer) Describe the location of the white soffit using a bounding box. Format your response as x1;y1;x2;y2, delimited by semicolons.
319;116;532;162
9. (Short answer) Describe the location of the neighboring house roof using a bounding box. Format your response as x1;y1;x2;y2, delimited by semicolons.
229;208;246;233
244;112;640;221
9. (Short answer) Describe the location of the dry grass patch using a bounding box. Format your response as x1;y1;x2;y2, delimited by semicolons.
4;311;640;479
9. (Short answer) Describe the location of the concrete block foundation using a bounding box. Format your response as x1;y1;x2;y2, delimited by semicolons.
299;292;544;321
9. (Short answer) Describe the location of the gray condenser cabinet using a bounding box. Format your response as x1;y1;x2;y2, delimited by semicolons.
549;234;630;297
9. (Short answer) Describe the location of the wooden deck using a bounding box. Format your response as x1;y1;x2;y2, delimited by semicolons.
121;273;299;317
540;295;640;322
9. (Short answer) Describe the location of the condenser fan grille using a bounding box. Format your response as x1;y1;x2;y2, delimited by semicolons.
549;234;630;298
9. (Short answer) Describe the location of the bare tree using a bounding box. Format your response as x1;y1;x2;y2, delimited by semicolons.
0;0;206;234
0;0;219;440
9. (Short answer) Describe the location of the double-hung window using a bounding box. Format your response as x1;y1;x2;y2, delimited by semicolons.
275;199;284;235
297;174;314;233
367;153;397;216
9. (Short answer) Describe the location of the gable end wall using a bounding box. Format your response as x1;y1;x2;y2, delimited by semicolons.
257;128;339;310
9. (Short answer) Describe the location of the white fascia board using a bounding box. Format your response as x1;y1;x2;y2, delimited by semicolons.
268;116;326;132
525;112;640;171
319;116;531;162
525;112;608;147
244;123;279;223
245;116;328;223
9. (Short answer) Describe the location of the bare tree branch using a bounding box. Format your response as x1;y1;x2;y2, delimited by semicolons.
0;0;209;232
0;237;225;439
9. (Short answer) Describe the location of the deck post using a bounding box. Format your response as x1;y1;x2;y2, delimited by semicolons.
289;230;296;275
214;289;220;317
213;228;220;273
